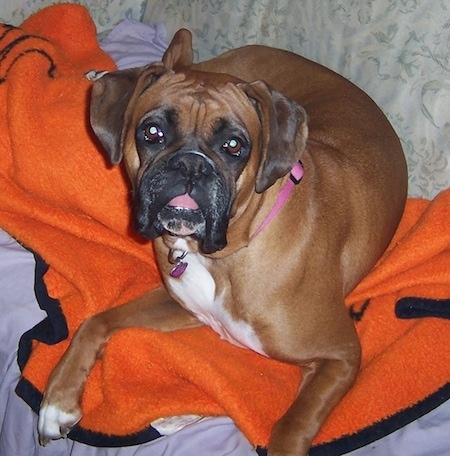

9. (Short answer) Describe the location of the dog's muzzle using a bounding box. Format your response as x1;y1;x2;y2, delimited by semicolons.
134;151;232;254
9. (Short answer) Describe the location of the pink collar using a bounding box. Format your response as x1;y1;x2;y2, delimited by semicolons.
252;161;304;237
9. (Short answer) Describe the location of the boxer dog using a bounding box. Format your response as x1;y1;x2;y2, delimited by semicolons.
38;29;407;455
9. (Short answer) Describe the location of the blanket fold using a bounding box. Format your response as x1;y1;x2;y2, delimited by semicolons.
1;5;449;455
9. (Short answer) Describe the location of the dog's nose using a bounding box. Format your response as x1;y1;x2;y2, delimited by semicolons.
168;153;213;180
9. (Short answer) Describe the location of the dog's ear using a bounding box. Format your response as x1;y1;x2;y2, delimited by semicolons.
90;64;167;164
239;80;308;193
90;29;192;163
162;28;194;71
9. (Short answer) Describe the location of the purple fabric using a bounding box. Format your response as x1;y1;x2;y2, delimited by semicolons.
100;19;168;70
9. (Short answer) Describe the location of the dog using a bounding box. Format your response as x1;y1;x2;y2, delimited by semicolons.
38;29;407;455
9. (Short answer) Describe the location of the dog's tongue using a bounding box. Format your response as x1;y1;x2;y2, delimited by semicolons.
167;193;199;210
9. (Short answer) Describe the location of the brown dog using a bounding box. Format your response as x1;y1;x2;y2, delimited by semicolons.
38;29;407;455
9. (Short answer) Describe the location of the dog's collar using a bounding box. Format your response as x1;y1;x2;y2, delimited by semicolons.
252;160;304;237
168;161;303;278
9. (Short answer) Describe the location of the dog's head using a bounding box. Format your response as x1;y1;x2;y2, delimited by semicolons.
90;30;308;254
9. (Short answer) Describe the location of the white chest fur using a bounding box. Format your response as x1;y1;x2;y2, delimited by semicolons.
164;239;266;356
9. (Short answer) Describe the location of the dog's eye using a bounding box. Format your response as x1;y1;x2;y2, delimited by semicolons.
222;138;243;156
143;124;165;144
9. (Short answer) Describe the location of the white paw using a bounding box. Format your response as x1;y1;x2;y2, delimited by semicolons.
38;404;81;446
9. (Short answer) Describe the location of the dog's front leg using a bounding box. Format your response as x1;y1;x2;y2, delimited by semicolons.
269;356;359;456
38;287;200;445
267;313;361;456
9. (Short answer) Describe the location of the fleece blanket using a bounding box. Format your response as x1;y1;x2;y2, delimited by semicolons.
1;5;449;455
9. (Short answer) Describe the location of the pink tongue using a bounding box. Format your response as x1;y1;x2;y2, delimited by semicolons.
168;193;199;210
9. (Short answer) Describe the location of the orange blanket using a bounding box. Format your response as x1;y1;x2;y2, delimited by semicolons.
1;5;449;455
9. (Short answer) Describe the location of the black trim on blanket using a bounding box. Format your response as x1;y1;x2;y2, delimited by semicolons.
16;374;43;415
396;297;450;319
16;252;68;371
68;424;162;448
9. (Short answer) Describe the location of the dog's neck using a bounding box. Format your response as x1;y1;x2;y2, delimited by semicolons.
167;161;304;278
252;160;304;237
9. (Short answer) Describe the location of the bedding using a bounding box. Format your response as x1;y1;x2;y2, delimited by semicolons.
0;2;449;456
2;227;449;456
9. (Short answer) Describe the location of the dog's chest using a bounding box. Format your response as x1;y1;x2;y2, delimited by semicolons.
164;242;266;356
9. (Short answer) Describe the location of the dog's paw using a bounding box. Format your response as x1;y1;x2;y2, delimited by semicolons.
38;403;81;446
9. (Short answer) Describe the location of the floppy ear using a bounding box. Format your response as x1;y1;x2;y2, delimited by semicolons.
239;80;308;193
162;28;194;71
90;64;167;164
